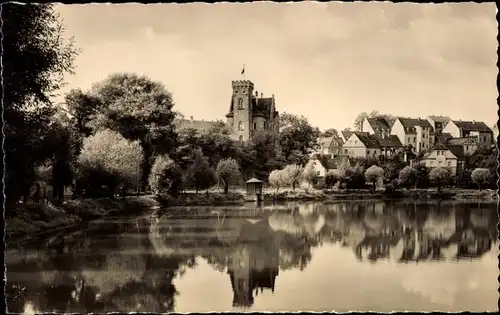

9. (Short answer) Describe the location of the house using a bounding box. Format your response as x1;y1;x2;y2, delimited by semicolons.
426;115;451;134
420;144;465;176
307;154;338;178
316;136;344;156
435;132;453;145
362;117;391;135
342;132;381;158
371;133;403;156
442;120;493;149
226;80;279;142
175;116;218;134
340;130;355;143
391;117;434;153
447;137;479;156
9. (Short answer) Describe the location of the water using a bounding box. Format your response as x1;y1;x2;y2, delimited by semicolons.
6;200;499;313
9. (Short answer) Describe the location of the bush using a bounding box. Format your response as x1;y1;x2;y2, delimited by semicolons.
185;149;216;193
303;161;317;187
365;165;384;192
77;129;143;197
325;170;341;189
429;167;451;192
269;169;287;191
149;155;183;197
216;158;242;194
471;168;492;191
398;166;417;188
283;164;303;190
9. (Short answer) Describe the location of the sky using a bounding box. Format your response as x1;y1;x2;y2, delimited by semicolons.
54;2;498;131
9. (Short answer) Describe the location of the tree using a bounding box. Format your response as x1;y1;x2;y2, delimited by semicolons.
64;88;102;137
429;167;450;193
325;170;341;189
78;129;144;197
303;161;317;188
268;170;287;192
185;149;216;193
216;158;242;194
3;3;79;205
149;155;183;197
399;166;417;188
413;163;430;188
283;164;303;190
279;113;320;165
89;73;178;189
354;112;368;131
321;128;339;138
471;168;491;191
365;165;384;193
353;111;396;132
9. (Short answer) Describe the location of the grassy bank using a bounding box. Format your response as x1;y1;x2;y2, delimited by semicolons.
263;188;498;202
6;196;160;243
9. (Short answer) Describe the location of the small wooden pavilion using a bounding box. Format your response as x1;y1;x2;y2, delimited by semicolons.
245;178;263;201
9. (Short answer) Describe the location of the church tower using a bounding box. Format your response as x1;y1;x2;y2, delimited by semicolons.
226;80;254;142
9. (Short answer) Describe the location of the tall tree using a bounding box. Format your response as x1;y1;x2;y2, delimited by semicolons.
89;73;178;189
321;128;339;138
279;113;320;165
3;3;79;205
64;88;102;137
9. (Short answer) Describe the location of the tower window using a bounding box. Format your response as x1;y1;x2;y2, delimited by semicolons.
239;135;243;142
253;122;257;130
238;121;244;131
263;121;266;129
237;98;244;109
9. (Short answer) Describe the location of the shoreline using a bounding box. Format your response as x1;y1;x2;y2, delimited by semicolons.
6;188;497;244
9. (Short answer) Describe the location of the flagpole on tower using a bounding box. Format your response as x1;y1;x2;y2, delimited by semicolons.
241;64;246;80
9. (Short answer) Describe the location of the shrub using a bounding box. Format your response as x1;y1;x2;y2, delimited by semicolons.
365;165;384;192
471;168;491;191
303;161;317;187
77;129;143;197
283;164;303;190
269;169;287;192
185;149;216;193
325;169;341;189
398;166;417;188
429;167;451;193
216;158;242;194
149;155;183;197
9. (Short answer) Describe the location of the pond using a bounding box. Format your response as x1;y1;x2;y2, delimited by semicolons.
6;200;498;313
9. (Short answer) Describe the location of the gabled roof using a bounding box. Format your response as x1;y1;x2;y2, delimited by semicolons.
319;158;338;170
341;130;354;140
446;145;466;159
355;133;381;149
435;132;453;144
428;115;451;124
447;137;478;145
397;117;433;133
319;136;334;148
366;117;391;133
371;134;403;148
452;120;493;133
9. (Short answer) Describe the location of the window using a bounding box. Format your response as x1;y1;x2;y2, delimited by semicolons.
413;137;416;142
237;98;244;109
367;150;370;155
447;161;452;167
253;122;257;130
344;149;348;154
238;121;244;131
263;121;267;129
316;171;320;176
239;135;243;142
430;161;434;166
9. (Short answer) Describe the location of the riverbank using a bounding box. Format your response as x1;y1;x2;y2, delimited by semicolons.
263;188;498;202
6;196;161;243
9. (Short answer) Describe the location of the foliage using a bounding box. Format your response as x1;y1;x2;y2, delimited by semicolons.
3;3;79;205
283;164;304;190
89;73;178;187
398;166;417;188
429;167;451;192
185;149;216;193
302;161;317;187
413;163;430;188
471;168;492;191
279;113;320;165
268;170;287;191
149;155;183;196
346;164;366;189
353;110;396;132
325;170;341;188
216;158;242;193
321;128;339;138
64;88;102;137
78;130;144;196
365;165;384;192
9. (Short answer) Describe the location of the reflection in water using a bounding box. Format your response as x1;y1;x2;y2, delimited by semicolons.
6;201;498;313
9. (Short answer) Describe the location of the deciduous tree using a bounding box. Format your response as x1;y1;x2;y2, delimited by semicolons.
269;169;287;192
471;168;491;191
365;165;384;193
279;113;320;165
283;164;303;190
398;166;417;188
429;167;450;193
216;158;242;194
149;155;183;197
303;161;317;188
186;149;216;193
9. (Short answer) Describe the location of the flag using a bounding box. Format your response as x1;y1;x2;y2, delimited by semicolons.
241;65;245;75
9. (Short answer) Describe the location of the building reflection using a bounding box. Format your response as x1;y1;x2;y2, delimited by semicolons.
227;219;280;308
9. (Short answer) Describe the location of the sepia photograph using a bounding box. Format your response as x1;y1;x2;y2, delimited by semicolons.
3;1;498;313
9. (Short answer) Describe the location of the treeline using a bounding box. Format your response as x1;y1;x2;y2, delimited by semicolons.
4;5;322;206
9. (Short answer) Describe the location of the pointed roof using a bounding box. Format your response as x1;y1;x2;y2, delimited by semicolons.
371;134;403;148
452;120;492;133
366;117;390;133
246;178;263;184
447;137;478;145
397;117;433;131
355;133;381;149
428;115;451;124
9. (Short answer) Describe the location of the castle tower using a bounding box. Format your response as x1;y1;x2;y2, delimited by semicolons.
225;80;254;142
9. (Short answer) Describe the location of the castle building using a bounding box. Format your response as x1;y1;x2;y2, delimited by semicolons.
225;80;280;142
